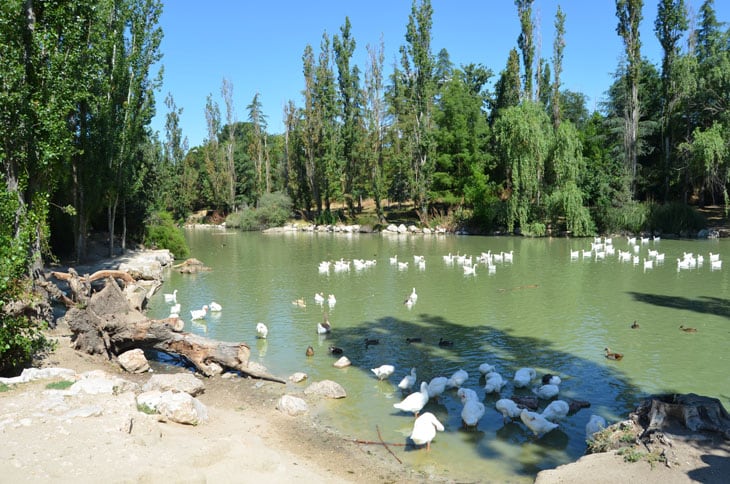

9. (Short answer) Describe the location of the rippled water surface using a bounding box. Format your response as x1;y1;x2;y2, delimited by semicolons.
147;228;730;482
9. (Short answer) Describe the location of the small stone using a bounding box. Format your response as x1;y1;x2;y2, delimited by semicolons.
333;356;351;368
289;372;308;383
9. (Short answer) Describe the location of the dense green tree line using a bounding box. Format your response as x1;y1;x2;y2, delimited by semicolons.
177;0;729;236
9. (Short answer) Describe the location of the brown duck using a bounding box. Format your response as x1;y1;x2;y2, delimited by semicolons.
679;325;698;333
630;320;640;329
604;347;624;360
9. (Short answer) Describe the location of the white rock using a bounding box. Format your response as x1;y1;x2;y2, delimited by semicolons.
156;390;208;425
333;356;351;368
304;380;347;399
276;395;309;416
288;372;308;383
118;348;150;374
142;373;205;397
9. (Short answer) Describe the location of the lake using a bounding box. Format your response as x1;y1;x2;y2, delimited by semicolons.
147;227;730;482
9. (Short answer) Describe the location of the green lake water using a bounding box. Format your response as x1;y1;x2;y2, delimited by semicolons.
146;227;730;482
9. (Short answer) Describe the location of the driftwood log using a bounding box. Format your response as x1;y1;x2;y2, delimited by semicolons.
633;393;730;440
62;277;285;383
49;268;136;306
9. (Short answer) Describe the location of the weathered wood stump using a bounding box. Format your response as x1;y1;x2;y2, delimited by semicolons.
62;278;284;383
633;393;730;440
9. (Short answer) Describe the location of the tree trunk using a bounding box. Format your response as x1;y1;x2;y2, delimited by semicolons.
61;278;284;382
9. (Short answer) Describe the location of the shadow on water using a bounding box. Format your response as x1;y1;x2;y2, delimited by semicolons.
321;311;645;480
628;292;730;320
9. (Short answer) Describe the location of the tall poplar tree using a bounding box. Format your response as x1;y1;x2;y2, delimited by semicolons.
655;0;688;200
397;0;436;222
333;17;362;217
615;0;644;197
516;0;535;101
364;37;387;222
552;6;566;129
247;92;269;199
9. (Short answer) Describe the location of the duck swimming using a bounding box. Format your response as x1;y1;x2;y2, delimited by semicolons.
438;337;454;347
679;325;697;333
631;320;640;329
328;346;344;355
604;347;624;360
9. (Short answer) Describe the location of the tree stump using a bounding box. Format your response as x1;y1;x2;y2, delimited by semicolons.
62;278;284;383
632;393;730;440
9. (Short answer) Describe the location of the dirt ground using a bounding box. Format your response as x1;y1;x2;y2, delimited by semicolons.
0;324;427;484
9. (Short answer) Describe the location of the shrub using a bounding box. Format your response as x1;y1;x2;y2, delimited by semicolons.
227;192;293;231
0;178;54;374
144;211;189;258
594;200;650;234
648;202;706;234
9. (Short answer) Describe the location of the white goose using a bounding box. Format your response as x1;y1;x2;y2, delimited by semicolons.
190;305;209;320
314;292;325;305
371;364;395;381
463;263;477;276
446;369;469;389
478;363;496;375
586;414;608;442
398;367;417;391
427;376;449;400
256;322;268;339
520;408;559;437
327;294;337;308
533;383;560;400
169;303;181;317
209;301;222;312
409;287;418;303
513;367;536;388
393;381;430;417
163;289;178;304
409;412;444;451
495;398;523;423
541;400;570;422
457;387;478;403
483;371;506;393
460;393;485;428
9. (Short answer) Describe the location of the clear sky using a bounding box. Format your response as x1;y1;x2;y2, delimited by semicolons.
150;0;729;147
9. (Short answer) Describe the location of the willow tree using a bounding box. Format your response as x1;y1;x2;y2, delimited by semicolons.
493;102;552;233
615;0;644;197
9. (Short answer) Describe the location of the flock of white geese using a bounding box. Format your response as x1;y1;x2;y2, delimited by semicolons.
380;362;607;451
571;235;723;272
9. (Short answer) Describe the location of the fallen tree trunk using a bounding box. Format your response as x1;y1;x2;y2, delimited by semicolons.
62;277;284;383
633;393;730;440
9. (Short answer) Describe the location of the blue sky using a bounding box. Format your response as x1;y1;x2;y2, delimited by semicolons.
150;0;729;147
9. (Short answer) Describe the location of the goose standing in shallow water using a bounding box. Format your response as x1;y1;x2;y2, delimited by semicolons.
495;398;523;423
256;322;268;339
190;305;209;320
398;367;417;391
541;400;570;422
460;391;485;429
586;414;607;442
394;381;430;417
371;364;395;381
520;409;559;437
409;412;444;451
